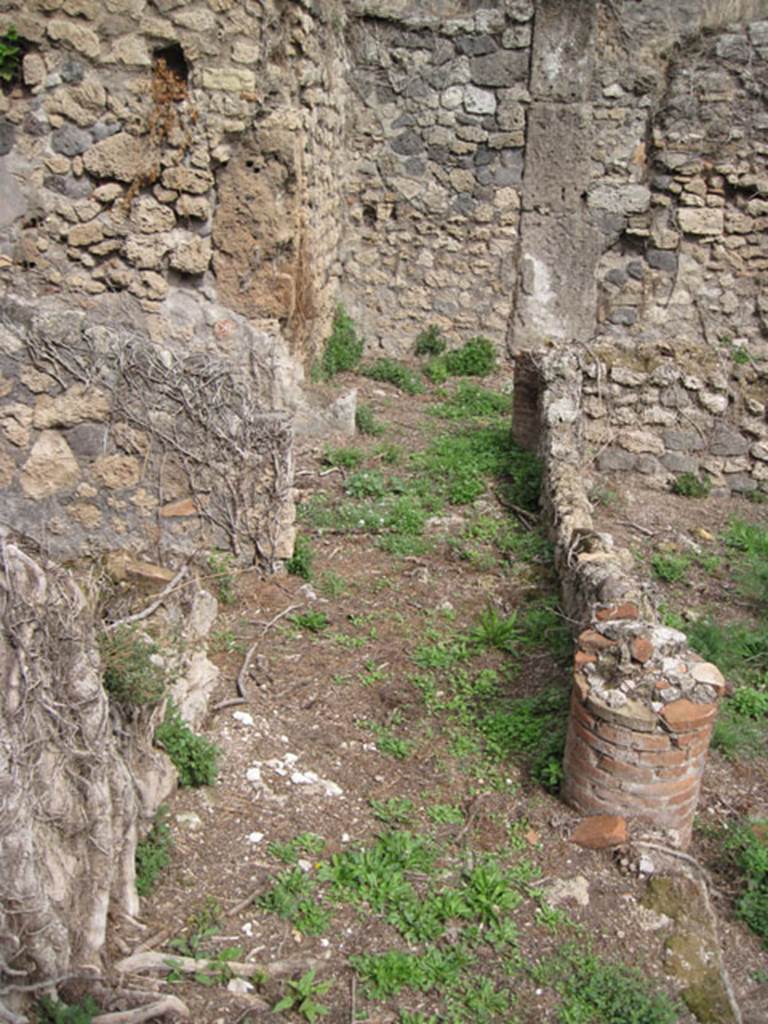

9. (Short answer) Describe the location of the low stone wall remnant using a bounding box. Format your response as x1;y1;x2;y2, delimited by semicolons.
515;350;726;848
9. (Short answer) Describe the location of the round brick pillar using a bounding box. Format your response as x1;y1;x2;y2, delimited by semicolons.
563;681;718;848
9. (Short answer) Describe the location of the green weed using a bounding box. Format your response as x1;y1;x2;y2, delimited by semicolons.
415;324;447;356
346;469;388;499
99;625;169;706
366;717;414;760
431;382;512;420
445;336;496;377
725;819;768;946
376;441;403;464
426;803;464;825
650;551;691;583
672;473;711;498
289;609;330;633
470;605;520;653
209;629;244;654
533;947;680;1024
370;796;416;825
286;534;314;580
356;403;385;436
207;549;236;604
257;867;330;936
318;571;348;598
479;687;569;791
135;805;173;896
36;997;100;1024
323;445;365;469
274;969;331;1023
268;833;325;865
0;26;20;84
724;518;768;609
318;305;364;379
155;699;219;787
363;358;425;395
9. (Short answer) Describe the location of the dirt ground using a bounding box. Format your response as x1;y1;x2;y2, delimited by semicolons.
112;371;768;1024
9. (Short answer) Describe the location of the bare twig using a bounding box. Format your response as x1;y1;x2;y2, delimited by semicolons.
236;603;299;698
617;519;655;537
104;567;189;632
212;697;247;712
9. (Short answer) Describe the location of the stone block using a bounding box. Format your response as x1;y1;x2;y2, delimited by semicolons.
83;132;148;182
709;425;749;457
471;49;528;87
201;67;256;92
463;85;496;115
677;207;724;236
21;430;80;498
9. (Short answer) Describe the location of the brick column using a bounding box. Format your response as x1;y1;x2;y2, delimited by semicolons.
562;611;724;848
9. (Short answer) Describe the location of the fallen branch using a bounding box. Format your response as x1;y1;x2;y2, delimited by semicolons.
235;603;299;698
104;567;189;632
92;996;189;1023
115;952;322;980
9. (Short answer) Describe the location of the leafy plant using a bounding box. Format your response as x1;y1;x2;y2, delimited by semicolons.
267;833;325;865
346;469;388;499
322;445;365;469
209;629;244;654
671;472;711;498
286;534;314;580
725;819;768;946
362;358;425;395
356;403;385;436
317;570;348;598
533;947;680;1024
318;305;364;379
0;26;20;84
370;796;415;825
207;549;236;604
258;868;330;935
289;609;330;633
135;805;173;896
274;969;331;1023
366;718;414;760
99;625;169;706
470;605;520;652
444;336;496;377
431;381;511;420
479;687;569;790
724;518;768;609
155;699;219;787
415;324;447;356
650;551;691;583
36;997;100;1024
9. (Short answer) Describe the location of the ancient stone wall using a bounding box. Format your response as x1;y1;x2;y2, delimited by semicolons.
0;297;295;565
339;0;532;353
0;0;347;363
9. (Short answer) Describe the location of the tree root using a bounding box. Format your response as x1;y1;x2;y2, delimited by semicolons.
115;951;323;980
92;996;189;1022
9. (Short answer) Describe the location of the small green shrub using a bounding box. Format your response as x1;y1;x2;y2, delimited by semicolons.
725;820;768;946
207;549;236;605
322;445;365;469
671;472;711;498
273;969;331;1023
362;358;425;395
431;381;511;420
415;324;447;356
651;551;691;583
470;605;520;652
0;26;21;84
36;997;100;1024
345;469;387;499
724;518;768;609
155;699;220;787
289;609;329;633
135;805;173;896
444;336;496;377
99;626;169;706
319;305;364;379
355;403;385;436
286;534;313;580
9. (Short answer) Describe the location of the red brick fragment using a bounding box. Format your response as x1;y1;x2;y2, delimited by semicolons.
595;602;639;621
630;635;653;663
574;650;597;668
661;699;717;733
578;629;617;652
570;815;628;849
